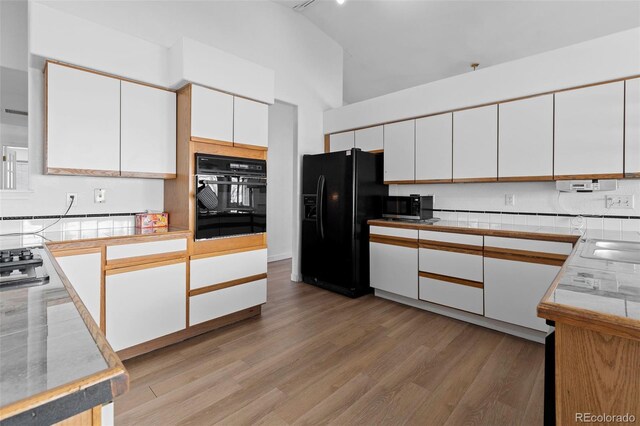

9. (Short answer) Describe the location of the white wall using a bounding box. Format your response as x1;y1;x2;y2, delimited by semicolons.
2;1;343;281
267;101;296;262
325;27;640;133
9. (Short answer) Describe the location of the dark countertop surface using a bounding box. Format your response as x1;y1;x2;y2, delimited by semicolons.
0;245;130;423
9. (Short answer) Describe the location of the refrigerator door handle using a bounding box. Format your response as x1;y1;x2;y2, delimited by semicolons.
316;175;326;240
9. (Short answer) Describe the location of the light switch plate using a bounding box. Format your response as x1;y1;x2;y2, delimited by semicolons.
94;188;106;204
505;194;516;206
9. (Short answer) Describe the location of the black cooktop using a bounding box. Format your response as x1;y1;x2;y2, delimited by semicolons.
0;247;50;289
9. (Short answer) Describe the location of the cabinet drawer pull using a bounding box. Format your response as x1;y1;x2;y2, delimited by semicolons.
419;271;483;289
189;273;268;297
370;234;418;248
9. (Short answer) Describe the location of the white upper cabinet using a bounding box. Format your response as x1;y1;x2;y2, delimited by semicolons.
355;126;383;152
453;105;497;181
46;63;121;174
191;84;234;143
329;131;355;152
498;95;553;180
120;81;176;177
626;78;640;176
415;113;452;182
554;82;624;178
384;120;415;182
234;97;269;148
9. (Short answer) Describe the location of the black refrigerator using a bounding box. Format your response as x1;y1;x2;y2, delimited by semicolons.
301;148;388;298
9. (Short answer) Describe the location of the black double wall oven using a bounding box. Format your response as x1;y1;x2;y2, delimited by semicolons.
195;154;267;240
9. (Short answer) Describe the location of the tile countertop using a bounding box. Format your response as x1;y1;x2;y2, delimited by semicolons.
0;226;189;423
0;226;190;251
369;218;640;340
0;247;128;425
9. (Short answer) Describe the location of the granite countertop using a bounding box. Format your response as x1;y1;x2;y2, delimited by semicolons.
0;247;128;425
369;218;640;339
0;226;190;251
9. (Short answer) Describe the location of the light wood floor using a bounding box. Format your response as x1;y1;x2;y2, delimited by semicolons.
115;259;545;425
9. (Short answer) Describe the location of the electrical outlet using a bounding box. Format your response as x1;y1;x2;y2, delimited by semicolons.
94;188;106;204
605;195;634;209
505;194;516;206
66;193;77;207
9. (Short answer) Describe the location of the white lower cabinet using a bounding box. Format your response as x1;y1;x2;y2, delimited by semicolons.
54;251;102;325
419;248;483;282
190;248;267;290
370;242;418;299
419;276;483;315
484;257;560;332
106;261;186;351
190;279;267;326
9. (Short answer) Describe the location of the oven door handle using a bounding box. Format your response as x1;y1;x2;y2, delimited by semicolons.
198;180;266;186
316;175;325;240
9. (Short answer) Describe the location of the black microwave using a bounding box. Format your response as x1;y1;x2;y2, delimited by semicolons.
382;195;433;220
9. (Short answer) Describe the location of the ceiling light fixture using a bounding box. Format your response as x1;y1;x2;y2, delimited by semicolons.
336;0;345;5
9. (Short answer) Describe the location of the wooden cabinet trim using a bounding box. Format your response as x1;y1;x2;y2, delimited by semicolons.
497;175;553;182
554;173;625;181
484;246;568;261
192;233;267;256
451;177;498;183
484;249;565;266
190;136;234;147
105;257;186;275
188;273;268;297
104;251;187;269
414;178;453;184
418;271;483;289
370;234;418;249
191;140;267;161
233;142;268;151
190;244;267;260
419;242;483;256
50;247;103;257
383;180;416;185
419;239;483;253
120;171;177;179
370;149;384;154
47;168;121;177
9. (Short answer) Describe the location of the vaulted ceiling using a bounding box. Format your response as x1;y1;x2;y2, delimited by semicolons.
277;0;640;104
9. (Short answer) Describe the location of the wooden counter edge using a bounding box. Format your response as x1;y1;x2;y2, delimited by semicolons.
0;247;130;422
46;228;192;251
536;244;640;342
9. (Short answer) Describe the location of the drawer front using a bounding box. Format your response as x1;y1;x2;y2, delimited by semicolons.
419;276;484;315
419;230;483;248
419;248;483;282
484;236;572;256
190;248;267;290
370;225;418;239
189;279;267;326
106;238;187;261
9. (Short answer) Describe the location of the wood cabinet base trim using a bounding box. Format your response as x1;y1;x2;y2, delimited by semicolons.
484;246;568;262
369;234;418;248
116;306;261;360
46;168;120;177
105;257;186;275
452;177;498;183
554;173;624;180
189;273;268;297
105;251;187;270
191;140;267;161
383;179;416;185
419;239;483;252
498;175;553;182
419;271;484;289
190;136;233;146
233;142;268;151
120;171;177;179
419;242;483;256
414;178;452;184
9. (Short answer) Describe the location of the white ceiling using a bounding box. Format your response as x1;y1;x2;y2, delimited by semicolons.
277;0;640;104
